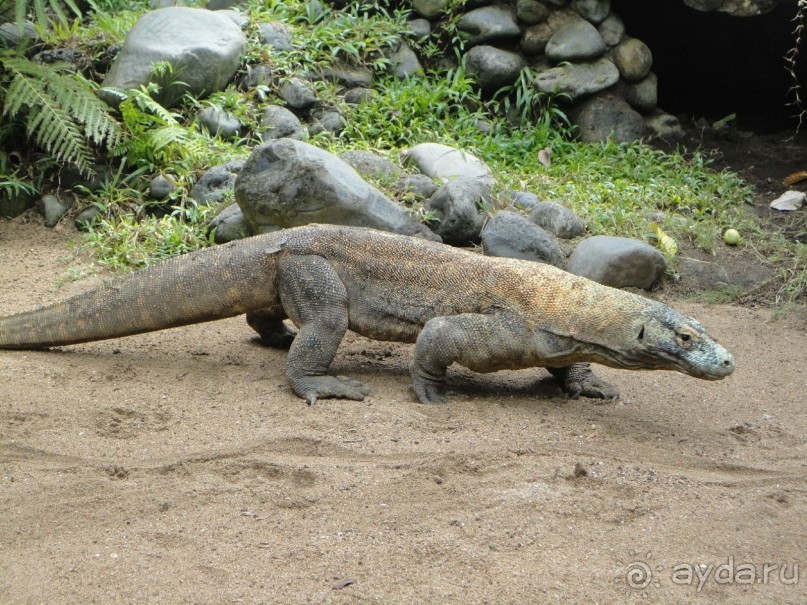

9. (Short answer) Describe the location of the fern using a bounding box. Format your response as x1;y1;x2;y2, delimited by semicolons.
105;86;206;170
1;56;122;175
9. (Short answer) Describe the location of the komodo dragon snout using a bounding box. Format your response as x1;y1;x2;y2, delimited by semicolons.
626;305;735;380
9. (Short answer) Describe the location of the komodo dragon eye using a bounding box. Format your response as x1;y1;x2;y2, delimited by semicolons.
676;327;700;347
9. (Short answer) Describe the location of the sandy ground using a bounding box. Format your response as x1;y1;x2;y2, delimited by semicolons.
0;218;805;604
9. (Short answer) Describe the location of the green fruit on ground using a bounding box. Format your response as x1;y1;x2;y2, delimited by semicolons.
723;228;741;245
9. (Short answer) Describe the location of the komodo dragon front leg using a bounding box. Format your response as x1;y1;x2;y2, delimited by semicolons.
276;255;370;405
410;312;618;404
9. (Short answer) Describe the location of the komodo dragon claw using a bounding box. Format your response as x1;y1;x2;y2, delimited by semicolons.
549;363;620;401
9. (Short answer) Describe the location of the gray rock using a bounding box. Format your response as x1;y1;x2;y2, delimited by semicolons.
521;23;553;56
529;201;586;239
424;177;487;245
598;12;624;46
644;112;686;141
402;143;494;187
465;45;526;93
457;6;522;47
189;160;244;205
611;37;653;82
100;7;246;108
198;106;242;138
571;0;610;23
319;61;374;87
343;87;375;104
726;1;779;17
340;151;402;181
547;7;587;31
481;211;565;267
234;139;437;239
678;257;732;289
279;77;318;110
533;57;619;99
408;18;432;39
149;0;190;7
75;204;103;230
545;19;606;61
701;0;778;16
209;203;251;243
259;21;293;51
207;0;245;9
149;175;176;200
567;235;666;289
386;42;423;79
569;93;645;142
58;163;114;192
616;72;657;111
0;21;39;46
260;105;306;141
684;0;724;9
544;0;571;5
516;0;550;24
33;48;86;70
215;9;249;28
308;109;344;137
0;188;37;219
38;195;69;228
395;174;439;200
240;64;273;89
509;191;541;209
412;0;451;19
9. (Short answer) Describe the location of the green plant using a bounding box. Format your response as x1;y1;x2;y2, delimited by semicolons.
1;56;122;175
82;201;218;270
490;67;571;130
3;0;80;31
104;85;206;172
786;0;807;131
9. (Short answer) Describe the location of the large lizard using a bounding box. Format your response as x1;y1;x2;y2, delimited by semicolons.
0;224;734;404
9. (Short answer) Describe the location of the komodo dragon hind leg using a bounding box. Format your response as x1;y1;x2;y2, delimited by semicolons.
246;309;297;349
547;363;619;400
410;312;535;405
278;255;370;405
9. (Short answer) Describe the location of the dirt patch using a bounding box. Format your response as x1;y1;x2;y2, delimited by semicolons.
1;215;805;604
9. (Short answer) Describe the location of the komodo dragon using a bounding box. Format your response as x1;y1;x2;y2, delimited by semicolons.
0;224;734;404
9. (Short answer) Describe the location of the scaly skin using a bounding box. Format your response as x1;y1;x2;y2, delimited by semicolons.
0;224;735;404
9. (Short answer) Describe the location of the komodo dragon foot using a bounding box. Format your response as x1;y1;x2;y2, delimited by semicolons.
246;313;297;349
548;363;619;400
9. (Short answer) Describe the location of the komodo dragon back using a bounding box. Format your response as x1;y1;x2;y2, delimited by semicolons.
0;224;735;404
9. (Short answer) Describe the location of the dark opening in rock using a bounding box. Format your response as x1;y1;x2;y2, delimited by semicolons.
611;0;807;132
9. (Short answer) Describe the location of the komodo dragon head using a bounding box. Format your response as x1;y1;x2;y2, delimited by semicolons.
613;301;735;380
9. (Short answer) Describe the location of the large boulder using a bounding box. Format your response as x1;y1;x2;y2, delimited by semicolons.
481;211;565;267
100;7;245;108
465;45;526;93
234;139;437;239
401;143;494;187
567;235;666;289
457;6;522;46
533;57;619;99
545;18;606;61
569;93;645;142
423;177;487;245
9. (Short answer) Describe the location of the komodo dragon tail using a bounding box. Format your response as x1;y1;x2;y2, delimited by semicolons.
0;237;278;349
